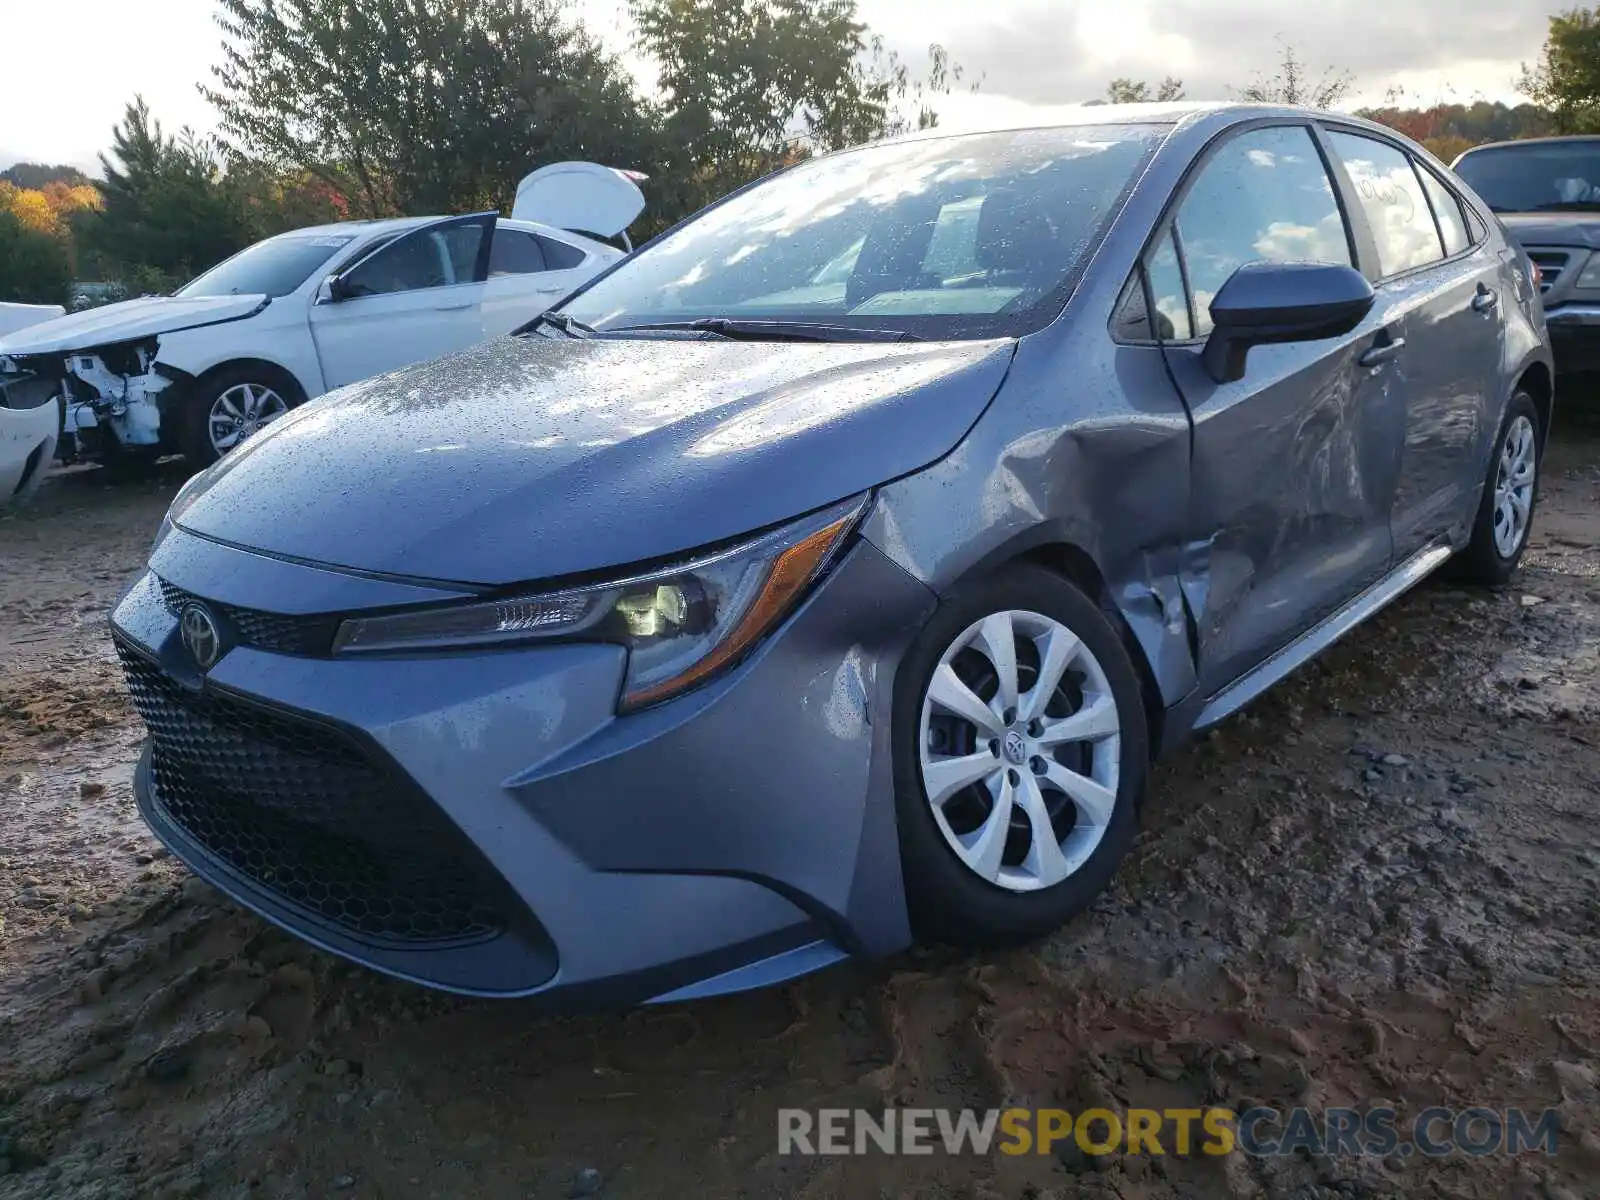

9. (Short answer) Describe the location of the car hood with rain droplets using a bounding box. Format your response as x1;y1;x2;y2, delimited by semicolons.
174;333;1016;586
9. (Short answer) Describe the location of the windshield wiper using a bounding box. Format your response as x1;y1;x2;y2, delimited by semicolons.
606;317;923;343
525;311;597;339
1530;201;1600;213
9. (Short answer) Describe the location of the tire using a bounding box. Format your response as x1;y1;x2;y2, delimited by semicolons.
1452;390;1542;586
181;365;303;467
893;564;1150;947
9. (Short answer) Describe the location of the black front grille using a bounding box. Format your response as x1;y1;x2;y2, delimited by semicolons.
156;578;337;657
117;640;508;946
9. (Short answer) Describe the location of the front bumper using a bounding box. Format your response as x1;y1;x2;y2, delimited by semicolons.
0;392;58;504
1543;304;1600;375
111;526;935;1005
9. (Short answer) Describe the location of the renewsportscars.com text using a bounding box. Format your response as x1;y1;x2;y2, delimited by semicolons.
778;1106;1561;1158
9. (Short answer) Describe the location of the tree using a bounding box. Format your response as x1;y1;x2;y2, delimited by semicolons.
0;163;93;190
631;0;965;216
1521;7;1600;133
206;0;660;219
1105;77;1186;104
1357;96;1555;157
0;209;72;306
77;97;252;289
1233;40;1353;109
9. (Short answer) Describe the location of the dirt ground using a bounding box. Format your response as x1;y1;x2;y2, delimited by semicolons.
2;418;1600;1200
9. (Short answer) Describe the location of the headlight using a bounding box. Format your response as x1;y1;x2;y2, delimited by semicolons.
332;495;868;710
1577;254;1600;291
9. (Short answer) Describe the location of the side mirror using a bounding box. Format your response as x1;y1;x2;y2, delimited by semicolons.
323;272;354;303
1202;261;1375;384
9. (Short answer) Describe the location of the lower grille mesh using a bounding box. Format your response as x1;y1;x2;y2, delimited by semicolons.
117;640;507;945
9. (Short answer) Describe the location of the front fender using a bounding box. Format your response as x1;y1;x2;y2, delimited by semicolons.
154;311;325;401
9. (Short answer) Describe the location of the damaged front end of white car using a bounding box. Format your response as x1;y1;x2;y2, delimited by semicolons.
11;338;173;460
0;294;269;466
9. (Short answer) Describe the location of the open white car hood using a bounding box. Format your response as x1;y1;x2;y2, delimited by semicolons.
0;294;268;357
511;161;646;239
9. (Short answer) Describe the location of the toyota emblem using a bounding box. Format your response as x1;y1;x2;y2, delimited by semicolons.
179;603;223;670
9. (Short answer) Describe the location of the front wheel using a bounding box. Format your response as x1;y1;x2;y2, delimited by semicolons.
1452;391;1542;586
181;367;301;467
893;565;1149;947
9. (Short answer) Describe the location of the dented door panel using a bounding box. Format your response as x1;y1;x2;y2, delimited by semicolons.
860;325;1200;707
1162;333;1401;697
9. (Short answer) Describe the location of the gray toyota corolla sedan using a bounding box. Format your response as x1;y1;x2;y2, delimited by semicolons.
111;103;1551;1005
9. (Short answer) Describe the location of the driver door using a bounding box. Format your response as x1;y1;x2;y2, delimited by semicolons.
309;214;495;390
1153;123;1403;696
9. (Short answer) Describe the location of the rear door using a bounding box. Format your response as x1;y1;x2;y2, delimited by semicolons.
1322;128;1500;557
478;224;604;337
309;214;494;389
1153;122;1402;696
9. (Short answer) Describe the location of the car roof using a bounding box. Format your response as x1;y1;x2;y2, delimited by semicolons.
266;213;603;249
865;101;1396;149
1457;134;1600;156
268;216;436;240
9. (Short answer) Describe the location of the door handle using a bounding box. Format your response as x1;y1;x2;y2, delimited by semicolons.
1359;335;1406;368
436;300;473;311
1472;285;1498;313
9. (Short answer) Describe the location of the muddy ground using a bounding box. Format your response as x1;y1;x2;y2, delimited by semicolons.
2;420;1599;1200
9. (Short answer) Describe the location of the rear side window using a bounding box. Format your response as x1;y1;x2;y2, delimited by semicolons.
489;228;547;275
536;235;587;270
1327;131;1444;277
1418;168;1471;257
1175;125;1353;337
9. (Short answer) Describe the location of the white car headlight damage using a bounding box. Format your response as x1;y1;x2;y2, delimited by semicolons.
333;495;868;710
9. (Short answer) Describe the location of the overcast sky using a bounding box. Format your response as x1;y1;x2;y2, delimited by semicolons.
0;0;1558;174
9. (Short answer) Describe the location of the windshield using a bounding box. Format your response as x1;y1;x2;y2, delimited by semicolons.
1454;142;1600;213
177;232;356;298
559;125;1167;340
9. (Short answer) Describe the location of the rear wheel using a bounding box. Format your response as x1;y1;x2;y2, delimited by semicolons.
893;566;1148;947
1452;391;1542;586
181;366;302;467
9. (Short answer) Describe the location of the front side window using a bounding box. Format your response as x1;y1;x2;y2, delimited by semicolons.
1146;228;1192;341
343;222;488;297
558;124;1168;340
1327;131;1444;278
1176;125;1353;336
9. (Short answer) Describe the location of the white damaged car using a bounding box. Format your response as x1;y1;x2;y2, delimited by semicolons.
0;302;66;505
0;163;644;467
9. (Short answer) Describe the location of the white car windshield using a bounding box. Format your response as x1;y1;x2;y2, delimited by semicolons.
559;124;1166;341
177;233;358;298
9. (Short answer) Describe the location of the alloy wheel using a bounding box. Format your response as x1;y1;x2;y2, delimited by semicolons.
1492;413;1537;559
208;383;288;455
917;609;1122;893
